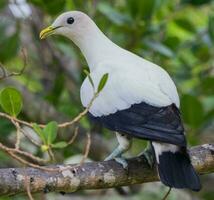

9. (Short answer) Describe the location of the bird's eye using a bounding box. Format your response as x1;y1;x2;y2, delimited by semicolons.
67;17;75;24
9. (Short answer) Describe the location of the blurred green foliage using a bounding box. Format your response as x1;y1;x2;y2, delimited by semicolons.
0;0;213;199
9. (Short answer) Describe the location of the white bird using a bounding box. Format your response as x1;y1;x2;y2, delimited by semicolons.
40;11;201;191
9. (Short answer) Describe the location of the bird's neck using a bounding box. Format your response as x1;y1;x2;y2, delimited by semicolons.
71;24;120;71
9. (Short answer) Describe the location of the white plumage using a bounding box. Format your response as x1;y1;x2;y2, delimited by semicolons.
40;11;201;191
49;11;179;116
80;40;179;117
80;57;179;117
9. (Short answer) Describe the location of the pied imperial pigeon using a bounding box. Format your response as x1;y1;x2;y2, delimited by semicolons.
40;11;201;191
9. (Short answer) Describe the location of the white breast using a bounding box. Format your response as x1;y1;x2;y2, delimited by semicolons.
80;57;179;117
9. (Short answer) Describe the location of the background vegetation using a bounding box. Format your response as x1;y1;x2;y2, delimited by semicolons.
0;0;213;199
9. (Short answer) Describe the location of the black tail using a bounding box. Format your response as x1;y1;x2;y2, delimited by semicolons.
157;150;201;191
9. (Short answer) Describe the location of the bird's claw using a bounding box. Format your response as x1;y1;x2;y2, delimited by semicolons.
104;155;112;161
114;157;128;169
105;155;128;169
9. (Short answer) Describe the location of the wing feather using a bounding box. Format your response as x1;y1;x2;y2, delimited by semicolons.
89;103;186;146
81;60;178;117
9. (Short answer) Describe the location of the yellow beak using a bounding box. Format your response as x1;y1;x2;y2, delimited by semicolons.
39;26;55;39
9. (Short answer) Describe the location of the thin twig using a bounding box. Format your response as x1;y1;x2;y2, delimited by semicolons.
9;152;58;172
0;142;57;172
58;93;98;128
0;92;96;172
47;148;55;162
11;119;22;150
161;187;172;200
67;126;79;145
0;48;27;80
0;112;37;128
0;92;98;129
80;132;91;165
24;169;34;200
0;142;48;164
0;112;27;125
11;149;48;164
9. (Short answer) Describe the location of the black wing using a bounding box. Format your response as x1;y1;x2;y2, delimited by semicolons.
89;102;186;147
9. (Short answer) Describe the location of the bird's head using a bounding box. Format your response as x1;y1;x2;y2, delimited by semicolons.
40;11;94;41
40;11;112;67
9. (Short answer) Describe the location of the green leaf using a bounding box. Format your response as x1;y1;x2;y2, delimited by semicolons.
83;69;95;89
43;121;58;145
180;94;204;128
208;15;214;44
97;73;109;93
52;141;68;149
32;123;46;144
0;87;22;117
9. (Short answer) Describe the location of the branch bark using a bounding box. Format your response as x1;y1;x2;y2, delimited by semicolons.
0;144;213;196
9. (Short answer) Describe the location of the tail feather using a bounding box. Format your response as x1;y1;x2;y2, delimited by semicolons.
152;142;201;191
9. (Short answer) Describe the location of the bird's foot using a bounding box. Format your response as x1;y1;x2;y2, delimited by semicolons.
114;157;128;169
104;132;131;170
105;154;128;169
104;155;113;162
104;147;122;161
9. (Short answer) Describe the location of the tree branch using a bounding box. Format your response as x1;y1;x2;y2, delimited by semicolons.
0;144;213;196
